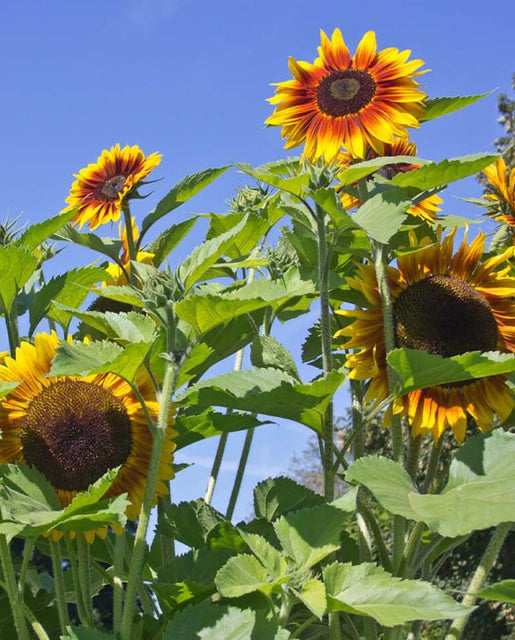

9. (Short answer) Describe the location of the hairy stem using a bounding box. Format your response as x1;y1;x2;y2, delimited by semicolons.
50;539;70;634
113;533;125;633
77;534;93;625
226;427;255;520
445;523;511;640
64;537;89;626
120;360;177;639
0;535;30;640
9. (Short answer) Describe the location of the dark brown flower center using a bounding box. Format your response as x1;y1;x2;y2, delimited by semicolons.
99;175;127;201
21;380;132;491
316;70;376;117
393;275;498;358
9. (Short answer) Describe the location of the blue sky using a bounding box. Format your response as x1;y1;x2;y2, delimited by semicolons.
0;1;513;524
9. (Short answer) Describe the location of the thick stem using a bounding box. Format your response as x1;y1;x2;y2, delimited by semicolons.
64;537;89;626
422;437;443;493
122;203;137;287
157;496;175;565
0;535;30;640
50;539;70;634
315;205;335;502
205;346;245;505
17;539;35;604
406;434;422;482
77;534;93;625
120;360;177;639
113;533;125;633
445;523;511;640
226;427;255;520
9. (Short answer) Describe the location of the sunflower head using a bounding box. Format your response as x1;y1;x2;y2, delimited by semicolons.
336;231;515;442
62;144;162;231
266;29;427;161
481;157;515;226
0;333;176;533
337;139;442;223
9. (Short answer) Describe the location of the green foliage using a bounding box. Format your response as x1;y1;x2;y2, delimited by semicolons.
420;93;493;121
253;476;324;521
324;562;472;626
353;187;411;242
148;217;198;266
15;208;77;251
387;348;515;393
250;335;300;381
338;155;429;185
477;579;515;604
0;245;38;313
236;162;310;197
54;225;123;261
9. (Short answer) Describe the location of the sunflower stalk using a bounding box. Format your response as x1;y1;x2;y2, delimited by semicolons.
444;522;511;640
113;533;125;633
226;427;255;520
0;534;30;640
64;537;90;626
77;534;93;625
122;202;137;285
120;355;179;639
50;539;71;634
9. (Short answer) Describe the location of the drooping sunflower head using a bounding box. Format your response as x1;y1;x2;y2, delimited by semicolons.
481;157;515;226
0;333;176;536
337;138;442;223
62;144;162;231
336;231;515;442
266;29;427;161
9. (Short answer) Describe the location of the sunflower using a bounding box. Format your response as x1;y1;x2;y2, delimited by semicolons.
338;139;443;223
62;144;162;231
104;216;155;286
266;29;427;161
482;157;515;226
0;333;176;539
336;231;515;443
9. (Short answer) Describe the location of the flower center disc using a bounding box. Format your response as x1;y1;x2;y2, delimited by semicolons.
99;175;127;200
21;379;132;491
316;70;376;117
393;275;498;357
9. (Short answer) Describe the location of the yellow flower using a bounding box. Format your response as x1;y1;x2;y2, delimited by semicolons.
338;139;443;223
0;333;176;540
62;144;162;231
336;231;515;443
482;157;515;226
104;217;155;286
266;29;427;161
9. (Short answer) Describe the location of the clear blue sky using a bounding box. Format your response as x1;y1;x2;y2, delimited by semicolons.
0;1;513;523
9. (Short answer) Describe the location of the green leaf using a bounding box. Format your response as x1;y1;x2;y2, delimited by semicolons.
477;580;515;604
253;476;324;521
205;210;276;260
62;627;116;639
273;502;352;569
30;266;107;334
174;409;269;450
250;336;299;381
0;381;20;399
16;209;77;251
420;92;493;122
178;215;253;290
93;285;145;308
324;562;472;626
55;308;156;343
338;156;430;186
156;499;224;549
346;456;419;520
236;162;309;197
49;339;150;381
353;188;410;243
149;217;198;266
294;579;327;619
141;166;230;236
387;349;515;394
175;267;316;334
215;554;271;597
162;602;287;640
180;367;345;433
310;188;357;230
152;581;214;613
390;153;497;191
0;246;38;313
239;532;288;577
54;225;123;261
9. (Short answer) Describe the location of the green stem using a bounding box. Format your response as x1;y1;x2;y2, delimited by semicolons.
0;535;30;640
205;346;245;505
64;537;89;626
315;204;335;502
24;604;50;640
77;534;93;625
422;437;443;493
291;616;318;638
122;203;137;286
17;538;35;604
406;434;422;482
226;427;255;520
120;360;177;639
113;533;125;633
360;497;392;573
157;496;175;564
444;523;511;640
50;539;70;634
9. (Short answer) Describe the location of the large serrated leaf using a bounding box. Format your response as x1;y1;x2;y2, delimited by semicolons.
236;162;310;197
310;188;357;230
477;580;515;604
0;246;38;313
273;502;352;568
353;188;411;243
387;349;515;394
16;208;77;251
250;335;299;381
179;367;345;433
30;266;107;334
215;554;270;597
54;308;156;343
420;92;493;122
148;217;198;266
54;225;123;261
337;155;430;186
239;532;287;577
253;476;324;521
324;562;472;626
390;153;497;191
141;166;230;236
